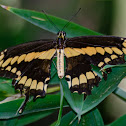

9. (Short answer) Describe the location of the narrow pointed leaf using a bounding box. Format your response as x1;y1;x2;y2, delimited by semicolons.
113;87;126;101
0;5;101;37
107;114;126;126
0;94;68;119
51;108;104;126
0;110;54;126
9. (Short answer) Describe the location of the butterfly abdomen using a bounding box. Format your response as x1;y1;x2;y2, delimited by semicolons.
57;49;64;79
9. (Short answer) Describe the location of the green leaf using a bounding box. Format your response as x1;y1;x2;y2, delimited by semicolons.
0;79;15;101
113;87;126;101
102;63;126;70
50;57;60;85
107;114;126;126
51;108;104;126
0;5;102;37
0;94;68;119
0;110;54;126
55;82;64;126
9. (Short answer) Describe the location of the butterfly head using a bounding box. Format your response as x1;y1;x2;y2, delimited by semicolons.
56;31;66;48
57;31;66;40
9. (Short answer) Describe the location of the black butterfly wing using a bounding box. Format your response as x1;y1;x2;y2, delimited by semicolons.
65;36;126;96
0;39;56;99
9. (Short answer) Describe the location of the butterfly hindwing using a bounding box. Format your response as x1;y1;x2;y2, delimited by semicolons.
13;59;51;98
65;54;100;95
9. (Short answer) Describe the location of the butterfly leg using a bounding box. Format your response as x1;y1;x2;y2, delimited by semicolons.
18;91;30;114
84;94;87;100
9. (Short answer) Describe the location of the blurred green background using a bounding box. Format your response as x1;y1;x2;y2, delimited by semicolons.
0;0;126;125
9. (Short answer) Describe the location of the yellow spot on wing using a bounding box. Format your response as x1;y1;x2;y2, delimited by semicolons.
111;55;118;60
2;58;12;67
122;48;126;54
64;47;80;57
30;80;37;89
65;75;71;88
25;78;32;87
15;76;21;81
104;47;113;54
1;52;4;55
122;40;126;47
38;49;56;59
0;54;4;61
18;76;27;85
69;48;81;56
6;66;11;71
64;48;72;57
25;52;36;62
45;77;50;83
66;75;71;78
37;82;44;90
73;48;85;55
4;49;7;52
46;49;56;59
0;60;3;67
96;47;105;55
11;67;17;73
35;51;45;59
112;47;123;55
86;71;95;79
11;56;19;65
72;77;79;86
18;54;26;64
98;62;104;67
44;84;48;92
104;58;111;63
82;47;96;56
79;74;87;84
16;71;21;76
93;71;97;76
73;91;78;93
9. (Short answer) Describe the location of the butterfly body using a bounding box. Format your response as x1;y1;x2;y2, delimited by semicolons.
55;31;66;78
0;33;126;113
57;49;64;78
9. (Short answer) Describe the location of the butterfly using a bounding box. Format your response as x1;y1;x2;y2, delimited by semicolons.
0;30;126;113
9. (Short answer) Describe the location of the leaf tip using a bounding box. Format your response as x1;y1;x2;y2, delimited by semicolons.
0;5;10;10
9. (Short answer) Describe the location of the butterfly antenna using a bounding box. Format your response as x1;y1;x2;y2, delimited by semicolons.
42;10;60;32
61;8;81;31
